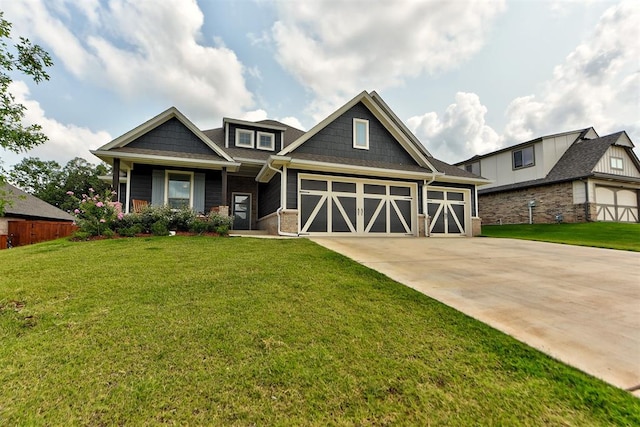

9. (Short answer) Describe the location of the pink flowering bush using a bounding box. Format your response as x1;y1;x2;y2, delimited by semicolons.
69;188;122;237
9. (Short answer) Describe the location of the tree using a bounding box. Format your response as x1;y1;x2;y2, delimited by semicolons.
7;157;111;212
0;12;53;154
0;12;53;216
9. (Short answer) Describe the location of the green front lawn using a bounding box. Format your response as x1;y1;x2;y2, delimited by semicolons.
1;237;638;425
481;222;640;251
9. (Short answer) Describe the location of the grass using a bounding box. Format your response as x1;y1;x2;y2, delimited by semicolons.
1;237;638;425
481;222;640;251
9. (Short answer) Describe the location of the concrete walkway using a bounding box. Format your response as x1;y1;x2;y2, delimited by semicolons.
311;237;640;395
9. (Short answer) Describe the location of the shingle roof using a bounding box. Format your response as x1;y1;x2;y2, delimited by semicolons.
427;157;483;179
1;183;75;221
110;146;227;161
479;132;634;194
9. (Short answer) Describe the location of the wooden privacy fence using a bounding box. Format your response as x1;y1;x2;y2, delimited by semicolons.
0;221;77;249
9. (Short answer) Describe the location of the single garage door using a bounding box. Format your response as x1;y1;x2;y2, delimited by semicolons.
298;174;417;235
427;187;470;236
596;186;639;222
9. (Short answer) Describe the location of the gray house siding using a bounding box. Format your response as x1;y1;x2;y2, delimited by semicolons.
294;102;419;166
128;118;218;157
228;123;282;152
129;164;223;213
258;179;281;218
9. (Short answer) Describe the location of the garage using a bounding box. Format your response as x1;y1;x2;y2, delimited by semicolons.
298;174;417;235
427;187;471;236
595;186;639;222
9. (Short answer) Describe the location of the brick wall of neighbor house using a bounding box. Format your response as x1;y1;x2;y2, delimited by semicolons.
479;181;590;224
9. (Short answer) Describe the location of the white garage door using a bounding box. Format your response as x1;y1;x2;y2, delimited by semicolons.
427;187;471;236
596;186;639;222
298;174;417;235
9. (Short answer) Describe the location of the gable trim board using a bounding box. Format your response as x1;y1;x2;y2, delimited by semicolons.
91;91;488;236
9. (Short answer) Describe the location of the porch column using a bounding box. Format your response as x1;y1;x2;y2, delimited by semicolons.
112;158;121;202
221;167;228;206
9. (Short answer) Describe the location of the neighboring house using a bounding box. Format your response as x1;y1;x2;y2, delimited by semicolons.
0;182;76;248
91;91;488;237
0;182;75;233
455;128;640;224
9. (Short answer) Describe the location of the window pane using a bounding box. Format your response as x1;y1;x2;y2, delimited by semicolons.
513;150;523;168
259;134;273;149
355;120;368;148
168;173;191;208
522;147;534;166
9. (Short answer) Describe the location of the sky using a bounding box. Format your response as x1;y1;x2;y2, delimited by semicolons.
0;0;638;170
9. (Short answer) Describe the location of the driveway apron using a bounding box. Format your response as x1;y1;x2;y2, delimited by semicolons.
311;237;640;394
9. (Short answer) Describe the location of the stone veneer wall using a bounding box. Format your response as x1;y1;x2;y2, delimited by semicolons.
256;210;299;235
471;217;482;236
479;181;590;225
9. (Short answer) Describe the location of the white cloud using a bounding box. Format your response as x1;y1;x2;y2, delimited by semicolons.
410;1;640;163
502;1;640;145
408;92;501;162
271;0;506;120
4;81;111;166
2;0;255;124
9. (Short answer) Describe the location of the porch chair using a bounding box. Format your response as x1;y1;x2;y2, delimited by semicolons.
132;199;149;213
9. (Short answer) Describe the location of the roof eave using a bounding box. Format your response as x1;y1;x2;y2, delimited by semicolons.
91;150;241;172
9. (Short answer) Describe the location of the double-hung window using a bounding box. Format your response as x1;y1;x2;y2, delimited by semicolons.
236;129;254;148
257;131;275;151
513;146;534;169
166;172;193;209
353;118;369;150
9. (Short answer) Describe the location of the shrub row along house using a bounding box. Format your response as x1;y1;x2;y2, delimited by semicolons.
91;91;488;237
455;128;640;224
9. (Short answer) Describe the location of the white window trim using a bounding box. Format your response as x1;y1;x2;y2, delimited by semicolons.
164;170;194;209
610;157;624;170
353;118;369;150
235;129;254;148
256;131;275;151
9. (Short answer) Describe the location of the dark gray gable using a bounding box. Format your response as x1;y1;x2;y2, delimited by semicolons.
128;117;219;157
291;102;420;167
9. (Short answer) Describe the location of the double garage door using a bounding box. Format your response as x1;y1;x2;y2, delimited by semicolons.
596;186;639;222
299;175;417;235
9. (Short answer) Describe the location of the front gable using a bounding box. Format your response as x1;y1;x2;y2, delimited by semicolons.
291;101;420;167
127;117;223;158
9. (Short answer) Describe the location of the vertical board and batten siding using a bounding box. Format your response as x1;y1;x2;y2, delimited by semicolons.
593;146;640;177
128;117;223;158
227;123;282;151
541;132;583;176
479;142;546;190
294;102;419;166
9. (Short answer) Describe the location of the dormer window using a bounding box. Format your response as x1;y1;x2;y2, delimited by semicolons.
257;131;275;151
513;146;534;169
353;118;369;150
236;129;254;148
464;161;480;175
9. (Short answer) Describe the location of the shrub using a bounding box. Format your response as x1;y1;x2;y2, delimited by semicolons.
69;188;122;237
118;224;143;237
151;220;170;236
189;218;209;235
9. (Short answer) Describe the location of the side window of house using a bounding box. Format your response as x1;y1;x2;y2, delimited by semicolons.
610;157;623;170
257;132;275;151
236;129;254;148
513;146;534;169
353;118;369;150
464;162;480;175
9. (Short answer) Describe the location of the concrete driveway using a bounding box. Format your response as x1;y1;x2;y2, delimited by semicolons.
311;237;640;394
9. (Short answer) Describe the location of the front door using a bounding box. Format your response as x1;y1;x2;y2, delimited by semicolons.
232;193;251;230
427;187;469;236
